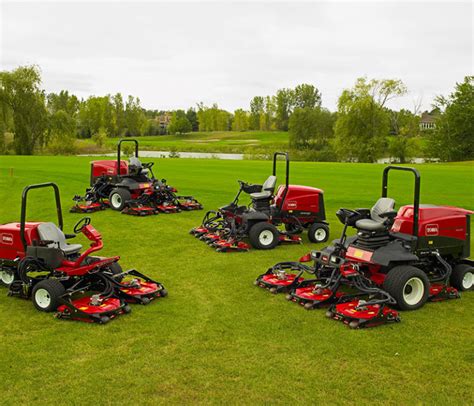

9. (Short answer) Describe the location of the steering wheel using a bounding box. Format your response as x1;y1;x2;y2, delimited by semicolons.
338;208;359;218
238;180;247;187
142;162;154;169
74;217;91;234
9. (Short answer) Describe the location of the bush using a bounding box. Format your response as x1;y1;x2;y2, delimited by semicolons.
45;138;78;155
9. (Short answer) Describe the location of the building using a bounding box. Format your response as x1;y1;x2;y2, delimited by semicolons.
419;110;438;131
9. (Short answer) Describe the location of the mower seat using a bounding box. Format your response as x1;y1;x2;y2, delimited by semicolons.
37;222;83;255
250;176;276;201
129;157;149;176
355;198;396;232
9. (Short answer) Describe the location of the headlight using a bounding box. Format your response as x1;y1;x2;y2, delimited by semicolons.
330;255;340;264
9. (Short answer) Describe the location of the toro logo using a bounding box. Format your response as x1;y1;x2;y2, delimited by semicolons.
425;224;439;236
1;233;14;245
287;201;297;209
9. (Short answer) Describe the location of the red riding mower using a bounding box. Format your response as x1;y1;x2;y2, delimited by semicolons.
71;139;202;216
0;183;167;324
190;152;329;252
256;166;473;329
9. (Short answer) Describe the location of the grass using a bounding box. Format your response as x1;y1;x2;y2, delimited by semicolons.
0;156;473;405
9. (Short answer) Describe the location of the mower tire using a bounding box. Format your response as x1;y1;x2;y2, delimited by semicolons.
308;223;329;243
0;269;15;287
108;262;124;282
249;222;279;250
109;188;131;211
383;265;429;311
32;279;66;312
450;264;473;291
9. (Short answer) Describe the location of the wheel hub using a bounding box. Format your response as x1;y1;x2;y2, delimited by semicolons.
259;230;274;246
35;288;52;309
462;271;473;289
403;277;424;305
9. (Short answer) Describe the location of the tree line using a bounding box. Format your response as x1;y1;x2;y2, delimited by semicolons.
0;65;472;162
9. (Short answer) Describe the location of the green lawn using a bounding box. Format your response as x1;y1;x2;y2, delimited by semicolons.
0;156;473;405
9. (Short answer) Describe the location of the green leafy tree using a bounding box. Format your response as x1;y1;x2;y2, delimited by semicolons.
275;88;295;131
289;107;335;149
124;95;145;137
249;96;264;130
259;96;276;131
0;65;48;154
428;76;474;161
186;108;199;132
388;109;420;163
294;84;322;109
334;78;407;162
168;110;192;134
232;109;249;131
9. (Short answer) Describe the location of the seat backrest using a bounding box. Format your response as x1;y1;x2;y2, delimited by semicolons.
128;156;143;175
37;222;66;247
262;175;277;194
370;198;395;223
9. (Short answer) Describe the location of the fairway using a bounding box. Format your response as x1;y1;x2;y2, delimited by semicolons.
79;131;290;155
0;156;473;405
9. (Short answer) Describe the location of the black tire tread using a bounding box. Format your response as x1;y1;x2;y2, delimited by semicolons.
248;222;279;250
450;263;473;291
383;265;429;311
308;222;330;243
32;279;66;312
109;188;131;211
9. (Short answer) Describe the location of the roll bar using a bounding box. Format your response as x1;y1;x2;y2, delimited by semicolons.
382;166;421;238
20;183;63;250
117;139;139;173
273;152;290;210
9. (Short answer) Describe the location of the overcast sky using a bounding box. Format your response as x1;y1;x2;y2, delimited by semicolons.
1;1;472;112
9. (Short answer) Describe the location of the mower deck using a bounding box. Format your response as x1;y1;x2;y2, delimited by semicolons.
327;300;400;329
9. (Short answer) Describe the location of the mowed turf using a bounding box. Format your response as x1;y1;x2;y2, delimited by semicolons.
0;156;473;405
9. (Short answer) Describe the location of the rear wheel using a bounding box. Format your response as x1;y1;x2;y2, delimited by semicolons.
248;222;279;250
308;223;329;243
32;279;66;312
450;264;473;291
109;188;131;211
383;265;429;310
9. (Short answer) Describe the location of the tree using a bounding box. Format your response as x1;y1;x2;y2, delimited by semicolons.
168;110;192;134
275;88;295;131
186;108;199;132
0;65;48;155
259;96;276;131
249;96;264;130
388;109;420;163
428;76;474;161
294;84;322;109
124;95;145;137
232;109;249;131
196;103;232;132
334;78;407;162
289;107;335;149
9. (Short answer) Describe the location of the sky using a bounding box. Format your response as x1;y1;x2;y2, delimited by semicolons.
0;0;472;112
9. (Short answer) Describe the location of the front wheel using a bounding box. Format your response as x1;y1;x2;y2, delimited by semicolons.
0;269;15;287
450;264;473;291
109;188;131;211
383;265;429;310
248;222;279;250
32;279;66;312
308;223;329;243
